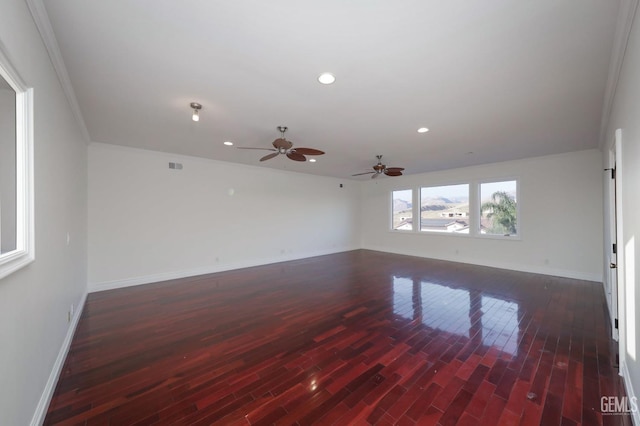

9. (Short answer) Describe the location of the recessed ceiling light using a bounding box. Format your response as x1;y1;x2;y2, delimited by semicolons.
223;141;233;146
318;72;336;85
309;158;317;163
417;127;429;133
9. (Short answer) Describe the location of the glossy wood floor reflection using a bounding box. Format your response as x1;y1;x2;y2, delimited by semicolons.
45;250;631;425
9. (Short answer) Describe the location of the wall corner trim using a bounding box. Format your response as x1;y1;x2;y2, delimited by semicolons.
598;0;640;148
89;247;359;293
362;245;603;283
30;291;88;426
619;360;640;425
25;0;91;143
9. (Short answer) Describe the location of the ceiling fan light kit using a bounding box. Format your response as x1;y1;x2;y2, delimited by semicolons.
237;126;325;162
190;102;202;122
352;155;405;179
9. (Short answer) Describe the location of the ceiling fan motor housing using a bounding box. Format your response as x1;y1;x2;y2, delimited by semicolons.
238;126;324;162
351;155;404;177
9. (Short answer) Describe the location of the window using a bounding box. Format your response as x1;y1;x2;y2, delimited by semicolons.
479;180;518;236
0;45;34;280
420;184;470;233
392;189;413;230
390;179;519;239
0;76;16;254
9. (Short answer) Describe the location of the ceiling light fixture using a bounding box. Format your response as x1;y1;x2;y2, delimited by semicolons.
224;141;233;146
417;127;429;133
190;102;202;122
318;72;336;85
309;158;317;163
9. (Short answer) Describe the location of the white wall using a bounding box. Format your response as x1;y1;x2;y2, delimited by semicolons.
361;149;604;281
603;1;640;420
0;1;88;425
88;143;361;290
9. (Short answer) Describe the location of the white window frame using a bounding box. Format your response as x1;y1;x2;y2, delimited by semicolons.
419;183;471;236
390;188;415;232
0;45;35;280
476;178;520;240
388;178;520;241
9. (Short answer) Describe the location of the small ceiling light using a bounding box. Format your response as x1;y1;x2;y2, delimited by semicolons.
309;158;317;163
417;127;429;133
190;102;202;122
318;72;336;85
223;141;233;146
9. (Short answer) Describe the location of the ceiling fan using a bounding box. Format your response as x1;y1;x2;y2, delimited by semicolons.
352;155;405;179
237;126;325;162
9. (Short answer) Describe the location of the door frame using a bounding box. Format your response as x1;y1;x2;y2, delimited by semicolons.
606;134;620;341
611;129;626;367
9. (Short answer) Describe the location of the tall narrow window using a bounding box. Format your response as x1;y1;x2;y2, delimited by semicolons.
479;180;518;236
392;189;413;230
420;184;470;233
0;45;34;280
0;76;16;254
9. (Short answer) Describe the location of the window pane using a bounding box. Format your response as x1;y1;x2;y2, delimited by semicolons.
0;78;16;254
480;180;517;236
392;189;413;230
420;184;469;233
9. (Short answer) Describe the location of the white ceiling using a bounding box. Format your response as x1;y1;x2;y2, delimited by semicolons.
42;0;620;179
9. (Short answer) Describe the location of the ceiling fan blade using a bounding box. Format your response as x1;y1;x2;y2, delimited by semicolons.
260;152;279;162
294;148;325;156
351;172;375;176
384;170;403;176
385;167;405;172
371;173;379;179
286;151;306;162
237;147;277;151
273;138;293;150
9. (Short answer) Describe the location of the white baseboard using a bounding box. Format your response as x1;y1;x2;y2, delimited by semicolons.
620;360;640;425
89;246;358;293
30;291;88;426
362;246;602;282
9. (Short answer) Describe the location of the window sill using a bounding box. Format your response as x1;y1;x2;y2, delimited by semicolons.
0;249;35;280
388;229;521;241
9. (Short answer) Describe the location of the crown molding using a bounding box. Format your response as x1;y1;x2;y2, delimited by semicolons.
599;0;639;148
26;0;91;143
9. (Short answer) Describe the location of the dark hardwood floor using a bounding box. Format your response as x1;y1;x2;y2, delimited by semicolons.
45;250;631;425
